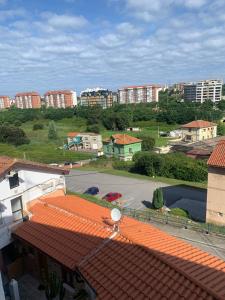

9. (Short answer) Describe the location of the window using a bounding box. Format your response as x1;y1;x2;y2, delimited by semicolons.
9;173;19;189
129;148;133;154
11;197;23;221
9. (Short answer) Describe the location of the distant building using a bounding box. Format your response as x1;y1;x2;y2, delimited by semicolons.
66;132;103;152
118;84;162;104
181;120;217;143
103;134;142;161
207;140;225;225
0;96;10;110
171;82;185;93
79;88;117;109
44;90;77;108
184;79;223;103
15;92;41;109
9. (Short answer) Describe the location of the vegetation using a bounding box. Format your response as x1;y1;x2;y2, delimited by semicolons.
0;124;30;146
169;208;190;218
48;121;58;140
33;123;44;130
132;152;207;182
152;188;164;209
137;134;155;151
217;123;225;136
86;124;101;134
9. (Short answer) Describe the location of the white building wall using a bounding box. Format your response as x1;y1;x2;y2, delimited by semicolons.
72;91;77;106
0;169;66;249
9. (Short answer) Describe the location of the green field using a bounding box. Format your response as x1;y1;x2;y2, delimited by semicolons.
0;118;178;163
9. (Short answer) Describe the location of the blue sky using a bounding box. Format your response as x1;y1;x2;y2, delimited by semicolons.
0;0;225;96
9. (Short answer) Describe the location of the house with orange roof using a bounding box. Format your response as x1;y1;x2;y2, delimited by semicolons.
5;192;225;299
181;120;217;142
103;134;142;161
206;140;225;225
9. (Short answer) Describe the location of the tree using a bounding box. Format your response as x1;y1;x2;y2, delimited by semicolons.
48;121;58;140
217;123;225;136
33;123;44;130
0;124;30;146
86;124;101;134
152;188;164;209
138;135;155;151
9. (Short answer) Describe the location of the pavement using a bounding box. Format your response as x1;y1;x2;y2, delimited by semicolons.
66;170;225;260
66;170;207;219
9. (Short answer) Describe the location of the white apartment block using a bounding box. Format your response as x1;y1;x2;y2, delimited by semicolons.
184;79;223;103
118;85;162;104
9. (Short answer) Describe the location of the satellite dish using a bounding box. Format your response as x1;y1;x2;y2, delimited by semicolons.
111;208;122;222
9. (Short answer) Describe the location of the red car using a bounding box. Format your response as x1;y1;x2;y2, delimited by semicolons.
102;192;122;202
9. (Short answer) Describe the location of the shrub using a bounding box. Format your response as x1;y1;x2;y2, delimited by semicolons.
169;208;190;218
137;134;155;151
0;124;30;146
14;120;22;127
112;161;134;171
86;124;101;134
152;188;164;209
33;123;44;130
48;121;58;140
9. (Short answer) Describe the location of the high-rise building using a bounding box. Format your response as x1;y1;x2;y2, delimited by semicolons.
184;79;223;103
44;90;77;108
79;88;117;109
0;96;10;109
118;84;162;104
15;92;41;109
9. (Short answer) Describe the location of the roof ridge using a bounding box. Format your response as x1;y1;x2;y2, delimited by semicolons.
119;229;224;300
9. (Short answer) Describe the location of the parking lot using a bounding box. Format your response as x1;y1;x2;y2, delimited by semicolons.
66;170;207;214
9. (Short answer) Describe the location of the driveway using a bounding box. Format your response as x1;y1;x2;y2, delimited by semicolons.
66;170;207;216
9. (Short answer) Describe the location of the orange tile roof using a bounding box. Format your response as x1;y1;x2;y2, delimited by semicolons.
67;132;80;138
0;156;69;178
181;120;217;128
104;134;142;145
13;195;225;300
44;90;73;96
208;140;225;168
15;92;40;97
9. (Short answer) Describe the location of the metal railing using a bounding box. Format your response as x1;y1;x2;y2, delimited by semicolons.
120;207;225;237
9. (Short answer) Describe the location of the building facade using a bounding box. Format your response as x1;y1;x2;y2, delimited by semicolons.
44;90;77;108
0;157;69;299
207;140;225;225
184;79;223;103
0;96;10;110
181;120;217;142
79;88;117;109
15;92;41;109
103;134;142;161
118;84;162;104
67;132;103;152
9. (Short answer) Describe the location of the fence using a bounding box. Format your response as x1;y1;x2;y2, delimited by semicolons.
120;207;225;237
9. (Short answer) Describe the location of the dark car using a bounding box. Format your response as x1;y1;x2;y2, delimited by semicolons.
102;192;122;202
84;187;99;195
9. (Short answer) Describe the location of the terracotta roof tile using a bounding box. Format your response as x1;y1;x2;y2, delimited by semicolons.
44;90;74;96
67;132;80;138
0;156;69;178
207;140;225;168
13;195;225;300
181;120;217;128
104;134;142;145
15;92;40;96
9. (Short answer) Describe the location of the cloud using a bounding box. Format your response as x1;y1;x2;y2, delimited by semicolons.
42;13;88;29
0;9;26;21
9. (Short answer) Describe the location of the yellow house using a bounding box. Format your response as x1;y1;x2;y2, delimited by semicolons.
206;140;225;225
181;120;217;143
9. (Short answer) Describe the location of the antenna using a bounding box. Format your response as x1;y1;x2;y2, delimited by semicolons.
111;208;122;232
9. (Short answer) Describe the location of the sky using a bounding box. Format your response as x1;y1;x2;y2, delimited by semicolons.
1;0;225;96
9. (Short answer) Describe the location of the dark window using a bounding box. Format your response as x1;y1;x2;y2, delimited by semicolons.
9;173;19;189
11;197;23;221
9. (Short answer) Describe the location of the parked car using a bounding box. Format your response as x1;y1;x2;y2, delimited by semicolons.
102;192;122;202
84;187;99;195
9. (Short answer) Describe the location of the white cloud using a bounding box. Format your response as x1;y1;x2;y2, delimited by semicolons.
0;9;26;21
42;13;88;29
116;22;141;36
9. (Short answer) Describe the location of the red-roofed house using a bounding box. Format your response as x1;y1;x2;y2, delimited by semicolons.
103;134;142;161
206;140;225;225
7;193;225;299
181;120;217;142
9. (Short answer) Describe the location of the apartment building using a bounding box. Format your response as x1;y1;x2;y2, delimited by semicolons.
184;79;223;103
15;92;41;109
79;88;117;109
118;84;162;104
0;156;69;299
44;90;77;108
0;96;10;110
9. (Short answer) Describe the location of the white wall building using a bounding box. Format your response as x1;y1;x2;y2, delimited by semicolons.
0;156;69;298
184;79;223;103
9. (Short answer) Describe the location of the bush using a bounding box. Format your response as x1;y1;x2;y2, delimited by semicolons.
33;123;44;130
169;208;190;218
112;161;134;171
86;124;101;134
137;134;155;151
152;188;164;209
217;123;225;136
48;121;58;140
0;124;30;146
14;120;22;127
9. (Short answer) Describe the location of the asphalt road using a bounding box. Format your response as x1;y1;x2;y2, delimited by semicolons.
66;170;207;213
